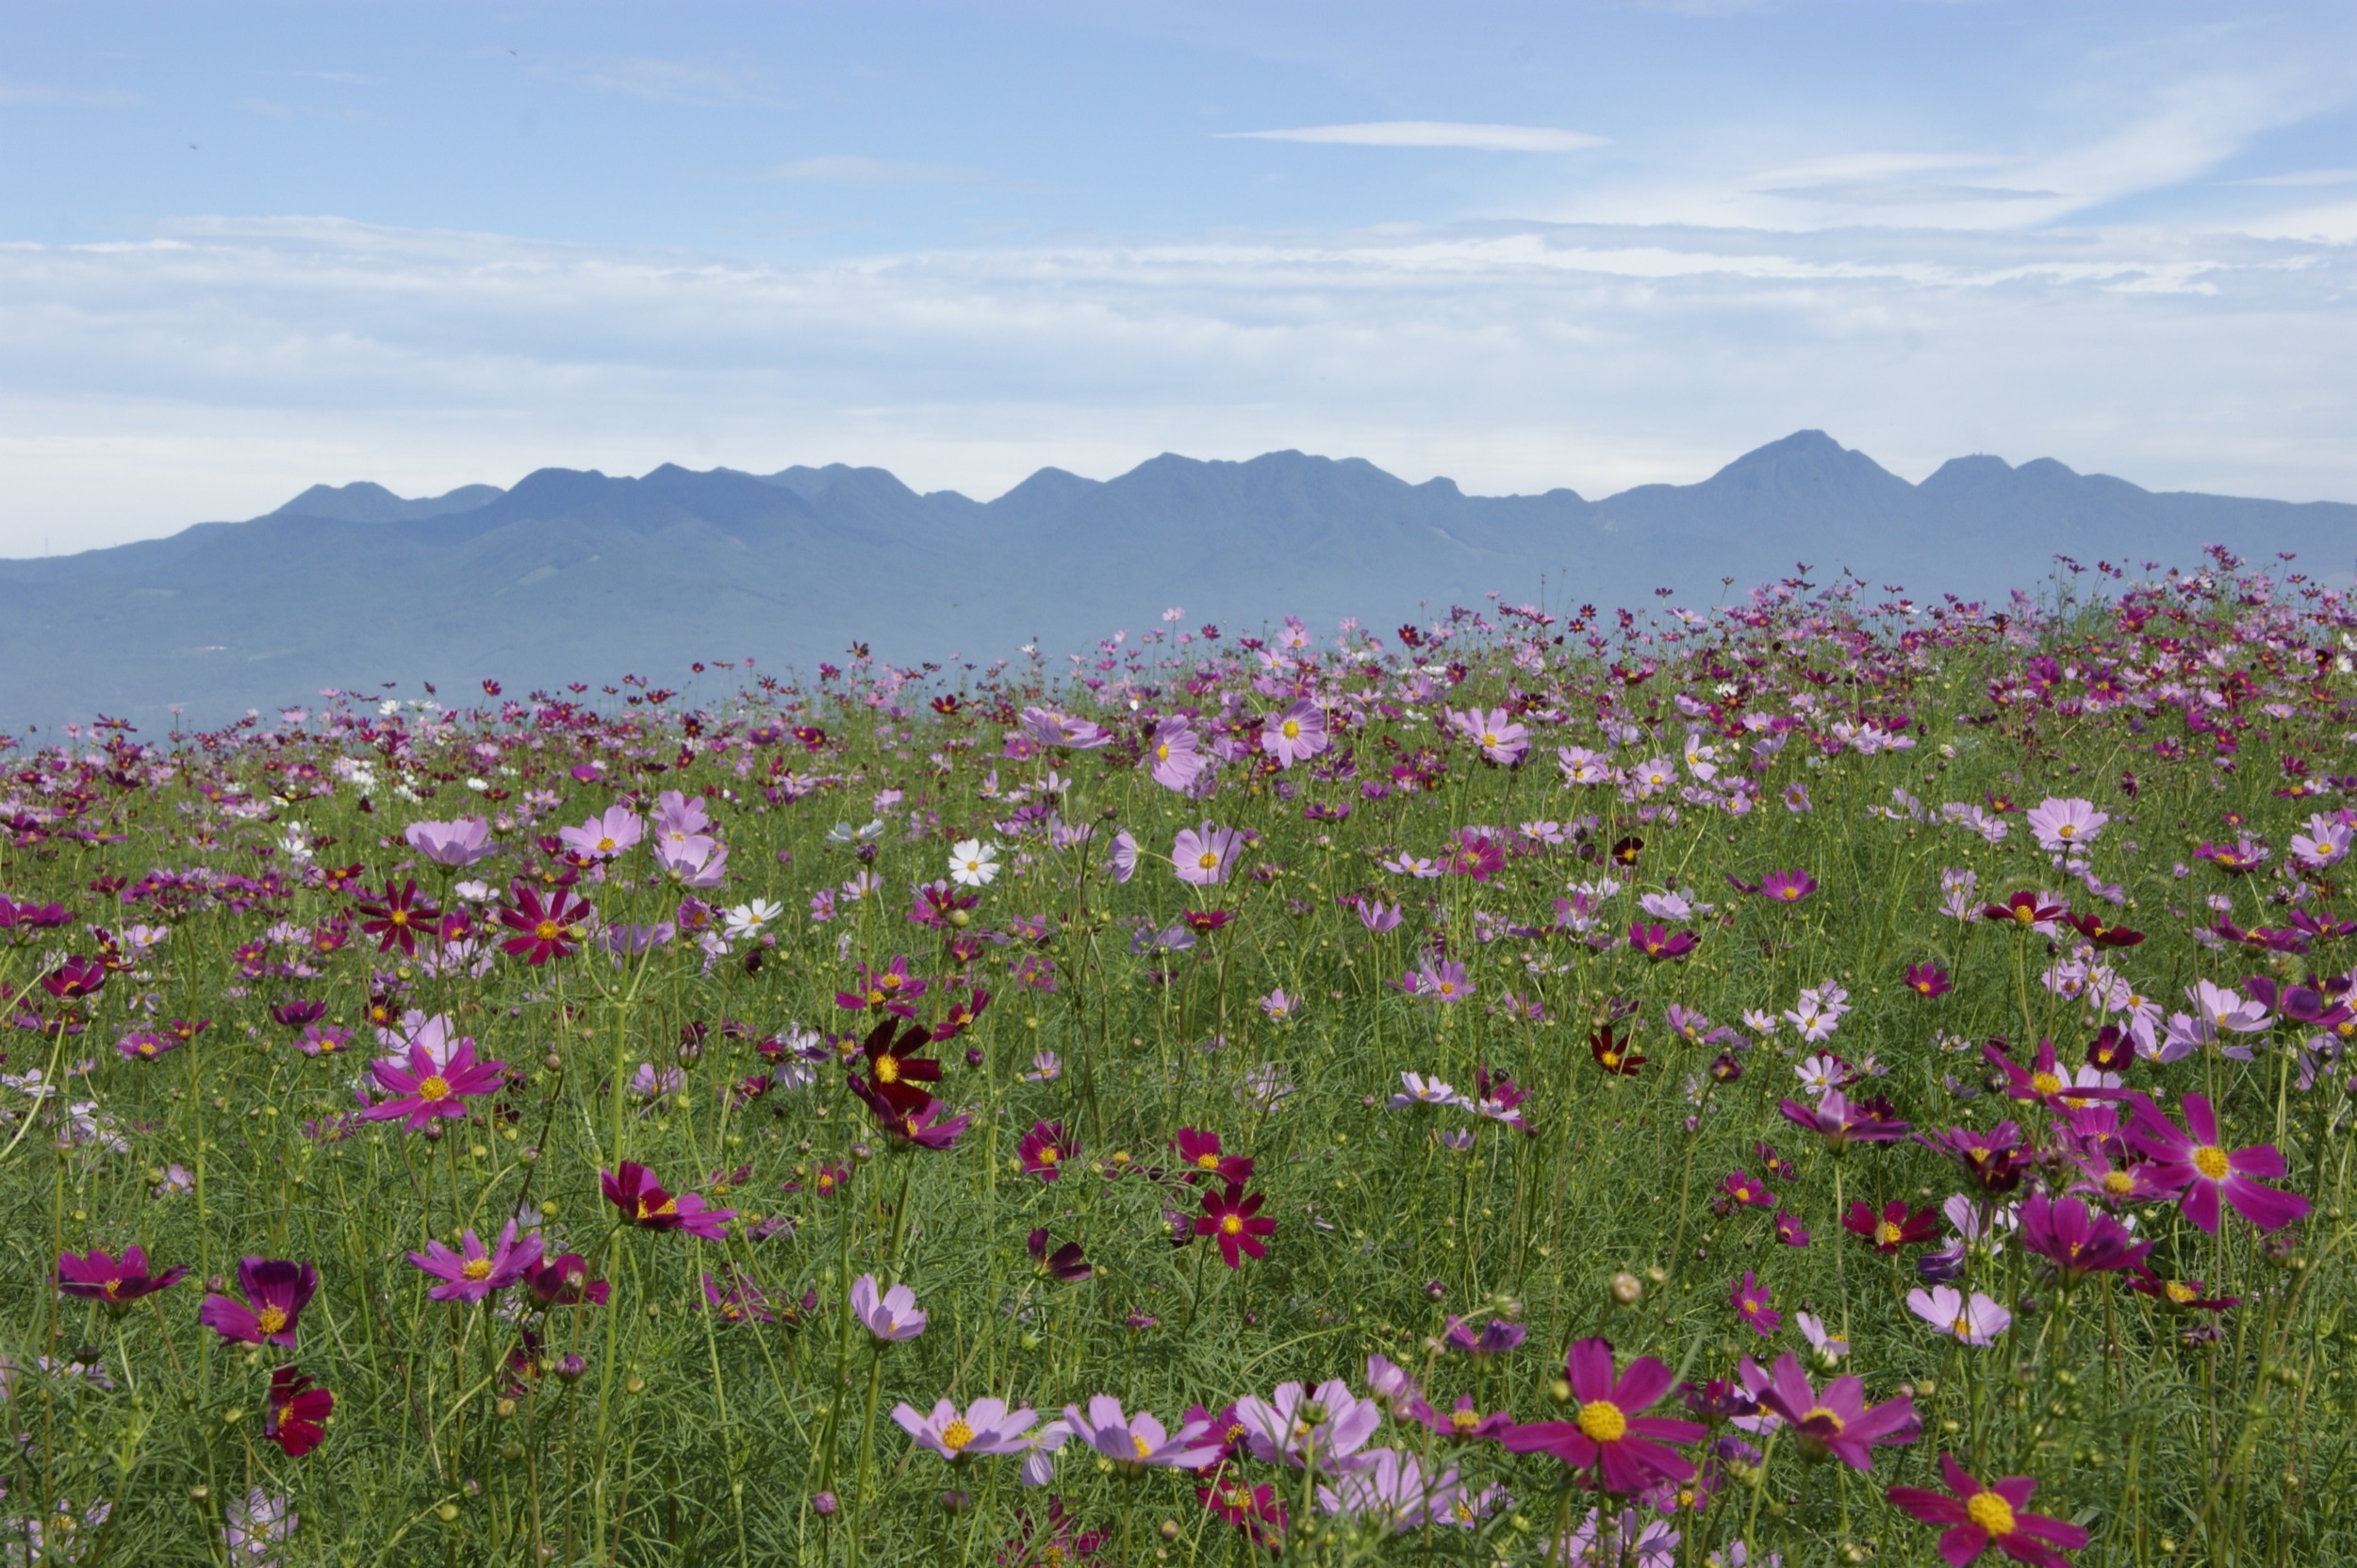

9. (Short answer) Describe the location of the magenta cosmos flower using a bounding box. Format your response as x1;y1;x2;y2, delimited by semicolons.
1757;869;1817;903
1748;1352;1919;1469
1627;922;1698;961
199;1258;319;1349
1197;1182;1276;1268
1887;1453;2086;1567
1018;1119;1076;1181
263;1365;335;1459
403;816;496;867
1261;700;1329;767
58;1246;187;1312
2127;1093;2310;1234
1172;820;1244;885
1501;1338;1706;1492
1779;1087;1911;1147
363;1037;505;1131
602;1162;735;1239
558;805;643;861
408;1220;542;1303
1062;1395;1222;1470
2019;1193;2149;1280
499;885;594;964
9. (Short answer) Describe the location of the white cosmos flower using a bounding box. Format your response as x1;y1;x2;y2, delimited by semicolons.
948;839;1001;887
723;899;783;940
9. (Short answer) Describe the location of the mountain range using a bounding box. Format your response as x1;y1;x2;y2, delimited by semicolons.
4;429;2351;732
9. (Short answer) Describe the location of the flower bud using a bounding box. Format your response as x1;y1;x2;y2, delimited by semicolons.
1550;1378;1574;1405
937;1489;970;1515
1609;1271;1643;1307
556;1354;587;1382
811;1491;839;1517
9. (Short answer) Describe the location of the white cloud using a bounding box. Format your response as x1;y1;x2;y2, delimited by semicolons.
1222;121;1608;152
2241;168;2357;188
0;79;138;107
0;211;2350;556
532;57;776;107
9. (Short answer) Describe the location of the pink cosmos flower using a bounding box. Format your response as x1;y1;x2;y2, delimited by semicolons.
2023;798;2106;853
362;1037;505;1131
557;804;643;861
1501;1338;1706;1492
2127;1093;2310;1234
1402;957;1474;1002
403;816;496;867
893;1396;1037;1461
1906;1285;2011;1346
1749;1352;1919;1469
1261;700;1329;767
849;1273;927;1341
1887;1453;2086;1567
1172;820;1243;885
1731;1272;1781;1337
1146;719;1204;792
1060;1395;1222;1470
199;1258;318;1349
1232;1378;1382;1470
408;1220;541;1303
1449;706;1530;766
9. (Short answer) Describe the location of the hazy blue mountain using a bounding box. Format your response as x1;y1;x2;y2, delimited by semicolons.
3;430;2349;732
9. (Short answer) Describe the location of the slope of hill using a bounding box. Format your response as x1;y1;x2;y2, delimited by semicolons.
3;431;2349;729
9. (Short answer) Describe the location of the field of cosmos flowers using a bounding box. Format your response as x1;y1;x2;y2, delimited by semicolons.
8;547;2357;1567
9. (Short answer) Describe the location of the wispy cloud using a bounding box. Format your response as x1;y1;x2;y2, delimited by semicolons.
533;56;777;108
1221;121;1607;152
0;78;138;108
2240;168;2357;188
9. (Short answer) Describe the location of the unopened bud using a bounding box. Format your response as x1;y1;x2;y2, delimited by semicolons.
1609;1271;1643;1307
811;1491;839;1517
938;1489;970;1515
1550;1378;1574;1405
1160;1519;1180;1541
556;1355;586;1382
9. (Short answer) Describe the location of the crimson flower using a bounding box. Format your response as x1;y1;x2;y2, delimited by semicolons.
1028;1228;1092;1282
499;884;594;964
1590;1022;1646;1076
354;879;441;955
602;1162;734;1239
1501;1338;1705;1492
854;1016;941;1090
40;955;107;1000
849;1078;971;1149
1751;1353;1918;1470
1772;1210;1811;1247
263;1366;335;1458
1887;1453;2086;1567
1018;1119;1075;1181
1846;1199;1941;1253
1904;963;1953;999
1175;1127;1254;1185
1917;1122;2027;1194
363;1038;505;1131
1980;891;2065;929
524;1251;610;1307
1196;1182;1276;1268
58;1246;187;1312
2062;912;2144;949
2126;1269;2239;1313
1627;921;1698;961
2126;1093;2310;1234
270;999;326;1030
199;1258;318;1348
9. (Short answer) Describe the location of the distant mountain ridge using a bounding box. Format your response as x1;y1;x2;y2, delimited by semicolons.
4;430;2350;730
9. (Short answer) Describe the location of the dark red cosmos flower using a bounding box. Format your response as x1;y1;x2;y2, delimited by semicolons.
2063;912;2144;949
1980;890;2065;928
1174;1128;1254;1186
1198;1474;1287;1548
2085;1026;2136;1073
58;1246;187;1312
1917;1122;2027;1194
41;954;108;1001
1628;922;1698;961
2127;1268;2239;1313
1590;1022;1647;1077
855;1017;940;1090
1755;1141;1798;1181
1757;869;1817;902
1027;1228;1092;1282
271;999;326;1029
836;955;928;1016
848;1075;972;1149
199;1258;319;1349
930;983;991;1042
601;1162;734;1239
499;884;594;964
264;1365;334;1458
1845;1199;1941;1253
523;1251;610;1308
1610;835;1643;867
1772;1210;1811;1246
1196;1182;1276;1269
1887;1453;2086;1568
1904;962;1953;999
1181;909;1234;934
354;879;441;956
1018;1119;1075;1181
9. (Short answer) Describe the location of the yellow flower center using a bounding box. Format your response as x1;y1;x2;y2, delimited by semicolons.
1221;1213;1244;1236
417;1076;451;1101
1282;719;1302;740
1132;1434;1153;1461
1197;851;1220;870
941;1419;975;1452
255;1307;288;1335
536;920;562;941
875;1055;900;1084
1876;1222;1903;1246
138;1042;157;1055
1037;1146;1060;1164
2166;1280;2198;1305
1600;1050;1620;1067
1965;1491;2018;1538
597;835;617;852
1802;1405;1845;1433
1953;1315;1974;1338
2030;1071;2062;1096
1040;1549;1066;1568
1484;732;1501;747
1575;1400;1627;1443
639;1197;677;1220
1196;1151;1220;1170
1452;1409;1480;1434
2192;1145;2231;1180
462;1258;493;1280
101;1279;124;1298
2058;823;2077;838
2104;1170;2135;1197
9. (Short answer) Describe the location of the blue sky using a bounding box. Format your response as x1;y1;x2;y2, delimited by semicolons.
4;1;2354;553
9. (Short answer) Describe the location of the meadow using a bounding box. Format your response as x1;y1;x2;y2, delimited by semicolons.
6;549;2356;1566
